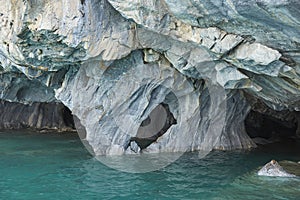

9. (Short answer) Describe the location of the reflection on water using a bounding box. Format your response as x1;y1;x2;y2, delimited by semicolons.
0;131;299;200
96;152;188;173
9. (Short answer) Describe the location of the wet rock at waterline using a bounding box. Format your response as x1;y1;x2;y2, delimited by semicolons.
0;0;300;155
258;160;297;177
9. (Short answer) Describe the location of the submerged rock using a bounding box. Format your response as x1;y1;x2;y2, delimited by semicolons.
258;160;297;177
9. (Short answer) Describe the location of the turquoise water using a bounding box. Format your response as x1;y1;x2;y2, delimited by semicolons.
0;131;299;200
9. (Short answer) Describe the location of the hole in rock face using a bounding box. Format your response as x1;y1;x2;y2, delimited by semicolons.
61;105;75;129
0;100;74;131
245;109;299;144
130;103;177;150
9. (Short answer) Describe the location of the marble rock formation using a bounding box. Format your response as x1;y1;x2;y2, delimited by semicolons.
0;0;299;155
258;160;297;177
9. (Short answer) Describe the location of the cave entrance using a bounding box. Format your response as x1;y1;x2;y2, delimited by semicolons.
245;109;299;145
0;100;75;131
130;103;177;150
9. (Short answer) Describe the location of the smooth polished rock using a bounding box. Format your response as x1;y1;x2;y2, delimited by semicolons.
55;50;255;155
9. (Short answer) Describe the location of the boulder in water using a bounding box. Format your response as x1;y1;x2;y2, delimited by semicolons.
258;160;296;177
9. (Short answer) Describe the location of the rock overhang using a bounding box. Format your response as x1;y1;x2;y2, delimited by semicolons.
0;0;299;155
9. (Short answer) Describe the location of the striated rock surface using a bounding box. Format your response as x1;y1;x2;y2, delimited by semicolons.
0;0;299;155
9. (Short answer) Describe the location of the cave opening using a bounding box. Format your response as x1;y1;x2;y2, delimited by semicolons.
245;109;299;146
129;102;177;151
0;100;75;131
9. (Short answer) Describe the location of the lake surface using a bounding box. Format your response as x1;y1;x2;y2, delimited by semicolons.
0;131;299;200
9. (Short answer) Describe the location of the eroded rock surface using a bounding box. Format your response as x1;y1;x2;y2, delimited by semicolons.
0;0;299;155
